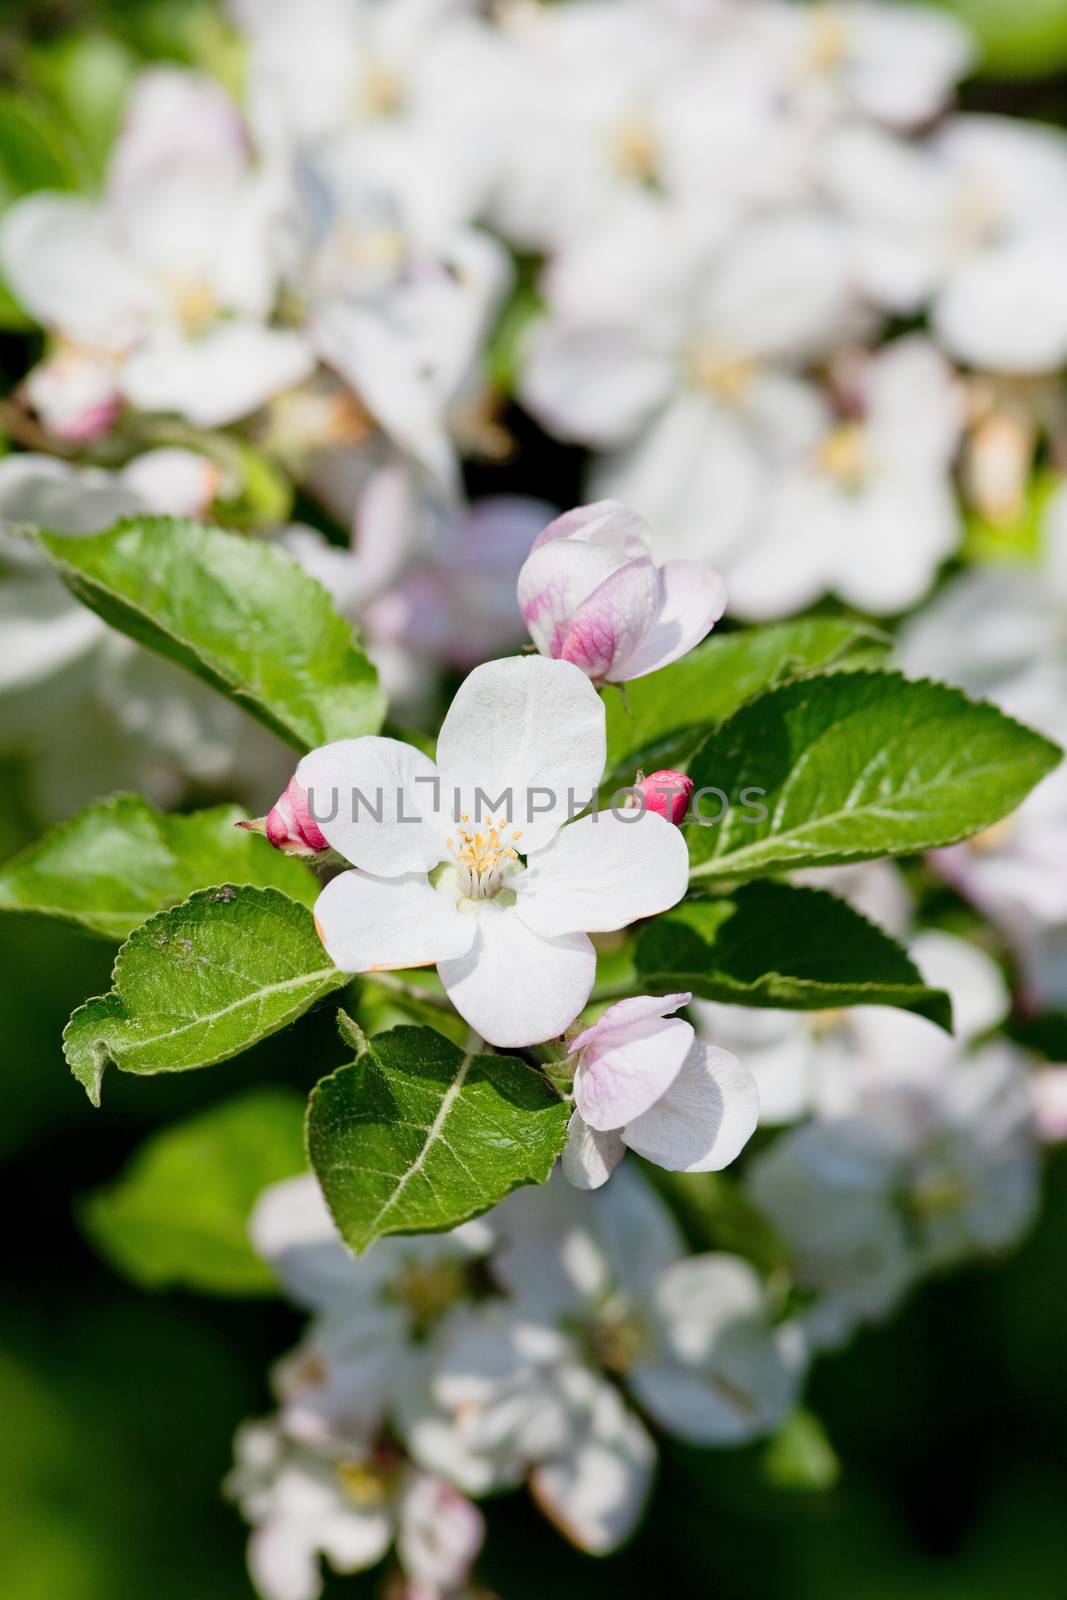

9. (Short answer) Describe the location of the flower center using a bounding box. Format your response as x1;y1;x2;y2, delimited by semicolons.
163;272;219;335
586;1297;650;1374
444;815;523;901
389;1259;468;1336
688;337;758;404
612;108;660;186
807;6;852;74
361;60;406;117
816;421;869;490
335;1454;396;1507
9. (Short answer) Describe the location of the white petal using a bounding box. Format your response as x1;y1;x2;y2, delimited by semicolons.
529;1368;655;1556
438;901;595;1047
0;194;160;348
519;319;673;448
517;810;689;938
248;1521;322;1600
297;737;447;875
120;322;314;426
435;656;606;854
561;1111;626;1190
314;870;474;973
249;1175;356;1311
622;1041;759;1172
611;560;727;680
574;1015;694;1131
935;240;1067;375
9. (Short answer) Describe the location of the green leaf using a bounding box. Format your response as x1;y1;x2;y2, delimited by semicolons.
80;1088;306;1295
0;794;317;939
685;671;1061;883
308;1023;570;1252
762;1409;840;1493
65;886;346;1105
0;90;80;205
35;518;385;751
603;618;888;791
635;883;952;1028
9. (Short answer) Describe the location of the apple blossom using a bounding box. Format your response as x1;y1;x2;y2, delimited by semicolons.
298;655;690;1046
726;337;964;618
517;500;726;683
561;993;759;1190
826;114;1067;374
227;1419;484;1600
250;1175;492;1452
522;204;857;568
0;69;313;431
492;1169;803;1445
251;776;332;858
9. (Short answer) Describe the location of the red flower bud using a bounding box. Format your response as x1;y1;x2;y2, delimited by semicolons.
265;775;329;856
635;769;693;825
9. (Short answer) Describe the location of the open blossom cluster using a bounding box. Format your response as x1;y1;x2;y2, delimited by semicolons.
229;1165;805;1598
227;884;1048;1599
6;0;1067;757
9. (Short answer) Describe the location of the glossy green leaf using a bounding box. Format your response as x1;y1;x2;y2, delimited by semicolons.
65;886;346;1105
308;1021;569;1252
80;1088;306;1295
685;671;1061;883
635;884;952;1028
36;518;385;751
0;794;317;939
603;618;888;791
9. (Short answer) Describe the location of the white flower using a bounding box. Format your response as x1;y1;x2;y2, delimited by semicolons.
493;1169;803;1446
521;205;856;567
228;1419;395;1600
747;997;1038;1347
826;114;1067;373
250;1174;490;1450
517;500;726;684
725;337;964;618
228;1419;483;1600
561;992;759;1190
298;656;690;1046
767;1;973;131
401;1306;655;1554
0;68;312;429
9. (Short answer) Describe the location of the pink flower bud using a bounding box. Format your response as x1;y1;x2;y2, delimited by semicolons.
265;776;329;856
635;770;693;825
517;500;727;684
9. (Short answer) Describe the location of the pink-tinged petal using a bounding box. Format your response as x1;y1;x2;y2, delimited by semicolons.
561;1112;627;1190
266;775;330;856
571;992;692;1056
516;809;689;938
314;870;475;973
622;1041;759;1172
438;902;595;1047
529;499;655;558
574;1012;695;1131
517;538;631;660
634;770;694;825
557;556;662;682
1032;1067;1067;1143
297;736;446;876
610;561;727;682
